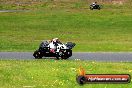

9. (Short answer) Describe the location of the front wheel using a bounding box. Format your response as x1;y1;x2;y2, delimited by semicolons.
90;7;93;10
33;50;43;59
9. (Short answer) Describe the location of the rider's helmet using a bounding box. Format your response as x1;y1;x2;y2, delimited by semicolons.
92;2;97;5
53;38;59;42
55;38;59;40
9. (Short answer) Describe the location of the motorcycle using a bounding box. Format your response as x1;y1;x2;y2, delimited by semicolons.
90;4;101;10
33;40;76;59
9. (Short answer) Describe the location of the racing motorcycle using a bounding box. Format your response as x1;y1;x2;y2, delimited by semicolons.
33;40;76;59
90;4;101;10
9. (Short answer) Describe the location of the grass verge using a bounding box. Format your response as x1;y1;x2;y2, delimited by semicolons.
0;60;132;88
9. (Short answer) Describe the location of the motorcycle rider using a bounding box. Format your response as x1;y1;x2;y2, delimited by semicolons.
92;2;97;6
53;38;61;45
52;38;61;51
49;38;61;53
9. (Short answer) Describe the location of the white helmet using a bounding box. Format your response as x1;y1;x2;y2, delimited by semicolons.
53;38;59;42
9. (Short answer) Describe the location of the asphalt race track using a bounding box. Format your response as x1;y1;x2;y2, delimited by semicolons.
0;52;132;62
0;10;29;13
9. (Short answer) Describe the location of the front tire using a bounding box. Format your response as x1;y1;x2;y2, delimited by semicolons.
33;50;43;59
90;7;93;10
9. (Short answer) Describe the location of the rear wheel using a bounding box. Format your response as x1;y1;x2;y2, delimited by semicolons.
61;55;69;60
61;50;72;60
33;50;43;59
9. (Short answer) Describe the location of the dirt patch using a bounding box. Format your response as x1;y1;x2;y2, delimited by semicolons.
112;0;125;5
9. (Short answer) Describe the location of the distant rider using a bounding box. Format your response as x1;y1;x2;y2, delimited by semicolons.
92;2;97;6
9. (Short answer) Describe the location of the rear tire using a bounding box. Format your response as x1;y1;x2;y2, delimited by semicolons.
61;55;69;60
61;50;72;60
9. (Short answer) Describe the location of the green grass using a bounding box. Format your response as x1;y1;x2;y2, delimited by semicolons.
0;60;132;88
0;1;132;52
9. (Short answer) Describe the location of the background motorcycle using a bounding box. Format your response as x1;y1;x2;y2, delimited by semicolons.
90;4;101;10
